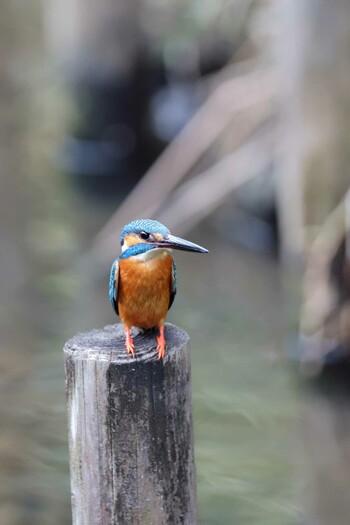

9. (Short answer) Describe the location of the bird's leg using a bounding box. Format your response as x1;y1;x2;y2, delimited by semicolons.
156;324;166;359
124;326;135;358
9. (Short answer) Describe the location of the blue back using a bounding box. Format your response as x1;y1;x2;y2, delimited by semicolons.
109;259;119;314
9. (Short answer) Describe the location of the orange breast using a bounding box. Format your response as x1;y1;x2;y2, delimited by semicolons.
118;254;173;329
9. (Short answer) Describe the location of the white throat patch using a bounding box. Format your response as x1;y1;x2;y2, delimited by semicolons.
133;248;172;262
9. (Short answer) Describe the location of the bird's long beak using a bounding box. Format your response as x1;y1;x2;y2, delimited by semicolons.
156;234;208;253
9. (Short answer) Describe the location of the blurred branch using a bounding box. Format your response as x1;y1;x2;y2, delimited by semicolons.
90;69;275;262
300;196;347;339
298;191;350;374
156;122;274;235
86;118;274;271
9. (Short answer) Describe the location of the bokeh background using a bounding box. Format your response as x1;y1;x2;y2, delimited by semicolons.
2;1;350;524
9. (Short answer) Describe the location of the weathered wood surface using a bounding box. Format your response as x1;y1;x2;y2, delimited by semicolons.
64;323;196;525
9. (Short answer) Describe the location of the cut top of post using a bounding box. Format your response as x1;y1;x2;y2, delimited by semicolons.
63;323;189;364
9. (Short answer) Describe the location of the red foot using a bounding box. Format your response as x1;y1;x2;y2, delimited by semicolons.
125;328;135;358
156;325;166;359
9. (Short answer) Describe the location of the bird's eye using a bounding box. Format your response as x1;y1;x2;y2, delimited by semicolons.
139;231;150;240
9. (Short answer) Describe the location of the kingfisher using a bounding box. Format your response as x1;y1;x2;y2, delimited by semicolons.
109;219;208;359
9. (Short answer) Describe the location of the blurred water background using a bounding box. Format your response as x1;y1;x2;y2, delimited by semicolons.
2;1;350;524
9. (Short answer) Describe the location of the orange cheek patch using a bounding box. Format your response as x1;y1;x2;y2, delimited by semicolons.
153;233;164;242
124;233;145;247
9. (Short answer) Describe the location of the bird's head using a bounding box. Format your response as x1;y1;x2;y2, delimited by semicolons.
120;219;208;259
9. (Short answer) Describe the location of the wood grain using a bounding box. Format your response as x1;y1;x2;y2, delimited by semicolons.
64;323;196;525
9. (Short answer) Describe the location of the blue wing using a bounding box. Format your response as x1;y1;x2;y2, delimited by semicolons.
109;259;119;315
169;260;177;310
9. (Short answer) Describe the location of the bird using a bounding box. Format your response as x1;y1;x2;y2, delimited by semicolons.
109;219;208;359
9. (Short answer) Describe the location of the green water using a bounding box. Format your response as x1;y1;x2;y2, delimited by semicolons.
177;243;301;525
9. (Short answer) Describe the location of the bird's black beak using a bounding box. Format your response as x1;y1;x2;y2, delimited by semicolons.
156;234;208;253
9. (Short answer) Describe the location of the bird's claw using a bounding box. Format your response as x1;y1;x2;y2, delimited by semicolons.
156;340;165;359
125;330;135;358
126;341;135;358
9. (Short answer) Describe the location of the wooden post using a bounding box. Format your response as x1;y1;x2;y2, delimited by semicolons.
64;323;196;525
